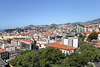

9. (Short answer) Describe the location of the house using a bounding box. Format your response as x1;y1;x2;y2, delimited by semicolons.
88;28;93;32
61;35;78;48
11;39;18;47
44;35;78;55
9;50;18;58
92;27;99;32
0;43;11;49
20;39;36;50
45;43;76;55
5;46;15;52
0;41;4;48
94;42;100;47
82;31;99;38
0;42;15;52
76;25;83;33
98;34;100;40
82;28;88;32
36;41;46;50
0;49;9;60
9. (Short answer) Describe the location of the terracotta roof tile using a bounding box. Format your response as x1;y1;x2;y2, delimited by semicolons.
22;39;33;43
45;43;76;50
82;31;99;34
0;49;7;53
95;42;100;45
12;39;18;41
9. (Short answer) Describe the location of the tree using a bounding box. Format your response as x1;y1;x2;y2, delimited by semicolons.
79;34;83;38
21;51;39;67
56;36;62;38
50;36;55;40
39;47;65;67
9;59;16;66
9;41;100;67
75;34;77;36
67;52;89;67
9;50;39;67
9;47;65;67
88;32;98;41
87;64;93;67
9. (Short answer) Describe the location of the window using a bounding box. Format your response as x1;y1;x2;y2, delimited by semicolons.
39;44;41;47
64;51;65;53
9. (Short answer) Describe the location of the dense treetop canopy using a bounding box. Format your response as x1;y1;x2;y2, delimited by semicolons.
9;41;100;67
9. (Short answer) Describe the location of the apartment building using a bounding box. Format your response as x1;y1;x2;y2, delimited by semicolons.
20;39;36;50
44;35;78;54
0;49;9;60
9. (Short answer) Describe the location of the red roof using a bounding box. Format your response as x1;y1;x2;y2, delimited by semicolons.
0;49;7;53
56;42;61;44
95;42;100;45
82;31;99;34
36;42;39;44
45;43;76;50
22;39;33;43
12;39;18;41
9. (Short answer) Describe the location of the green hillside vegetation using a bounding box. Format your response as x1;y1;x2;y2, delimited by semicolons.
9;41;100;67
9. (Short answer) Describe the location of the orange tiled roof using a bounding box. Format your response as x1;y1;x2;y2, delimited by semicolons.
45;43;76;50
22;39;33;43
95;42;100;45
36;42;39;44
0;49;7;53
82;31;99;34
12;39;18;41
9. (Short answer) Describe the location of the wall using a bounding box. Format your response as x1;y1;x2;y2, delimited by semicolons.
68;37;73;46
73;38;78;48
63;39;68;45
6;47;15;52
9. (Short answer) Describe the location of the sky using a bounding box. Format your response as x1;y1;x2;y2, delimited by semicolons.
0;0;100;29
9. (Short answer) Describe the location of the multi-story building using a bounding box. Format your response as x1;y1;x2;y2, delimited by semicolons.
44;35;78;54
76;25;83;33
9;50;18;59
11;39;18;47
0;49;9;60
61;35;78;48
45;42;76;55
20;39;36;50
82;28;88;32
